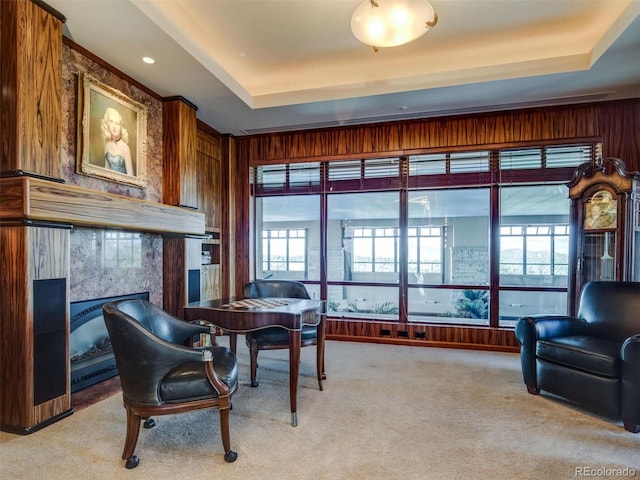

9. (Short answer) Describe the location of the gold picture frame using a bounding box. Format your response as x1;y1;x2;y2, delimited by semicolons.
77;72;148;188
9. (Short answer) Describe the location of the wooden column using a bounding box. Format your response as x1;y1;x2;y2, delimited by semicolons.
162;96;198;209
0;0;72;433
0;225;73;433
1;0;64;179
162;96;199;316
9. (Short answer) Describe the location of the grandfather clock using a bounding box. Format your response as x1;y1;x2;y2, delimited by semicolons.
567;156;636;315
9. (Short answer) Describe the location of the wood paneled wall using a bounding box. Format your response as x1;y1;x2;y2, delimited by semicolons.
1;0;63;178
235;99;640;349
239;100;640;169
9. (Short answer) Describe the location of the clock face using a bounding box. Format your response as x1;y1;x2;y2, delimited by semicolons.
584;190;617;230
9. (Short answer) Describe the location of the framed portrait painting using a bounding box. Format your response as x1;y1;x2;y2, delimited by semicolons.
77;73;148;188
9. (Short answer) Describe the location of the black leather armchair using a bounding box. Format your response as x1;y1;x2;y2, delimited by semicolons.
103;299;239;468
243;280;325;389
515;281;640;432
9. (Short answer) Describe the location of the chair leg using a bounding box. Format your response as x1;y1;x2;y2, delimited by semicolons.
122;406;142;468
316;344;324;391
249;339;259;387
218;407;237;462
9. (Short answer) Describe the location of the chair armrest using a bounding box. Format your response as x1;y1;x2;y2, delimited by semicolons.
515;315;587;392
204;357;230;397
515;315;587;346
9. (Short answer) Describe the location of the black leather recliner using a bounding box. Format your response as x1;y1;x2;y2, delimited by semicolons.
515;281;640;432
103;299;239;468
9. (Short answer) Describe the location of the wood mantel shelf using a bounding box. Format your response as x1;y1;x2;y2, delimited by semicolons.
0;176;205;235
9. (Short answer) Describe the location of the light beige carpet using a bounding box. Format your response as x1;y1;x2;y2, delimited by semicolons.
1;340;639;479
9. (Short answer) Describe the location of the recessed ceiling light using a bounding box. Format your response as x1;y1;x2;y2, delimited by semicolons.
142;56;155;64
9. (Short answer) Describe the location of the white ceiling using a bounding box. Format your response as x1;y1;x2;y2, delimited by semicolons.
47;0;640;136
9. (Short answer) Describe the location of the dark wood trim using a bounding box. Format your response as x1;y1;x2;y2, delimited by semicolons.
32;0;65;22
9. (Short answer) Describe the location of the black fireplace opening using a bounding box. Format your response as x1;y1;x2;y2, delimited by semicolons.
70;291;149;393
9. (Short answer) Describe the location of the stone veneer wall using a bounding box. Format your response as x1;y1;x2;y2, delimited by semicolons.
60;44;165;305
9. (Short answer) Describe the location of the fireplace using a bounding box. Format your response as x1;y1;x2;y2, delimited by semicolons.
70;291;149;393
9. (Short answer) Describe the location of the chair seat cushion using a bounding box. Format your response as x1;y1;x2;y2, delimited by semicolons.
245;325;317;346
160;346;238;402
537;335;622;378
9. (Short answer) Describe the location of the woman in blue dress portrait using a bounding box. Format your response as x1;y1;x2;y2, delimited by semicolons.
101;107;134;176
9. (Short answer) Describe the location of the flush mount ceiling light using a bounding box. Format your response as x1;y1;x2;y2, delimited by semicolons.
351;0;438;50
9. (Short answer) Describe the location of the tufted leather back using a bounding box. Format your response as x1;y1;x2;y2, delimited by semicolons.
244;280;310;299
578;281;640;341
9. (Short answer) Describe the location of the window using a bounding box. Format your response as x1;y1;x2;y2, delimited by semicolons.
408;227;443;274
500;225;569;275
252;143;593;327
352;227;399;272
262;229;306;272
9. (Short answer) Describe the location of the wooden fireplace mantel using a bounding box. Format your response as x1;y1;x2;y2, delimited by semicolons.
0;176;205;235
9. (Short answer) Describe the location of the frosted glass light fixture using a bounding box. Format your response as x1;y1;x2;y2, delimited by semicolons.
351;0;438;49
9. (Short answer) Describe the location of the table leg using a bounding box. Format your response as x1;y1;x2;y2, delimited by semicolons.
288;329;301;427
316;314;326;390
229;332;237;355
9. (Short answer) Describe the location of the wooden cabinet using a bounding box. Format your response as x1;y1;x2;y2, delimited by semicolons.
568;156;636;314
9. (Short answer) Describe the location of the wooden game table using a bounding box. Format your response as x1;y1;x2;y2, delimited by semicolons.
183;297;325;427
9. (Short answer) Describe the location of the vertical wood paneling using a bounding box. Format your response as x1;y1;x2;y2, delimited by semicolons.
231;137;249;295
29;1;62;177
196;129;223;228
220;135;232;297
196;126;226;299
0;0;19;173
162;97;197;316
0;227;30;428
162;98;197;208
162;237;187;317
0;226;71;431
1;0;62;178
240;100;639;166
599;102;640;163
